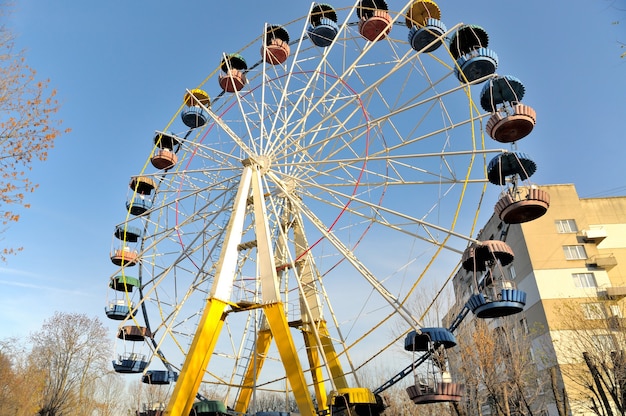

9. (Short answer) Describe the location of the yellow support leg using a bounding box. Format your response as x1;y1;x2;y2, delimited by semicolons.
233;327;273;413
303;329;328;410
164;298;228;416
318;321;349;391
263;302;316;416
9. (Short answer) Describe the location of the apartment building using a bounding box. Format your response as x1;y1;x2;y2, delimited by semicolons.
445;184;626;415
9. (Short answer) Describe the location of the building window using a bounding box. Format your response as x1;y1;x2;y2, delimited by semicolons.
509;265;517;280
563;245;587;260
572;272;597;288
592;334;615;351
555;219;578;233
609;305;623;318
536;378;545;394
582;302;604;320
520;317;529;335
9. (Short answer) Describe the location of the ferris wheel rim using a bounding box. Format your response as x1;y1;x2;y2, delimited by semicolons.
106;2;498;412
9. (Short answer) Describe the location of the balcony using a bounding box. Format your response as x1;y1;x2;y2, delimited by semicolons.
586;254;617;269
581;227;607;243
606;286;626;300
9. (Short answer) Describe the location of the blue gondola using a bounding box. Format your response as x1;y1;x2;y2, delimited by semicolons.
105;300;134;320
181;105;208;129
181;89;210;128
126;195;152;215
404;327;456;351
466;289;527;318
308;3;339;47
142;370;178;385
454;47;498;83
408;18;447;52
126;176;155;215
112;353;148;374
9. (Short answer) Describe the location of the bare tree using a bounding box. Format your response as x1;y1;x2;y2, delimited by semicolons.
598;0;625;58
0;4;69;259
381;383;455;416
451;316;549;416
93;372;128;416
552;299;625;415
126;378;173;416
0;338;44;416
29;312;111;416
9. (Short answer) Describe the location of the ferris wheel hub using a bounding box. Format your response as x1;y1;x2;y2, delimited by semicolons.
242;155;272;174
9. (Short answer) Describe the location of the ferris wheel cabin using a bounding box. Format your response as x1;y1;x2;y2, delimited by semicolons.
142;370;178;385
109;275;139;292
104;299;134;321
328;387;386;416
404;327;456;351
151;131;181;170
189;400;228;416
181;89;210;128
126;175;156;216
405;0;446;52
262;25;291;65
462;240;527;318
112;352;148;374
449;25;498;83
307;3;339;47
111;224;142;266
356;0;392;42
219;54;248;92
404;328;464;405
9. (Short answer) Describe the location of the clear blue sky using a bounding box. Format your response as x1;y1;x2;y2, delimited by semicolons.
2;0;624;346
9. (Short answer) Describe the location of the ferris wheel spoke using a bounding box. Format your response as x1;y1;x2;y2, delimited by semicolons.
262;16;397;157
269;170;422;328
273;81;483;172
272;149;490;199
261;24;325;154
286;172;476;251
182;141;244;171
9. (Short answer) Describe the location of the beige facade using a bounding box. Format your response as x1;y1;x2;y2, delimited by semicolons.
446;184;626;415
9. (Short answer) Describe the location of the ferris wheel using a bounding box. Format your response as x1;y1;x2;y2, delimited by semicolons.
104;1;538;415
